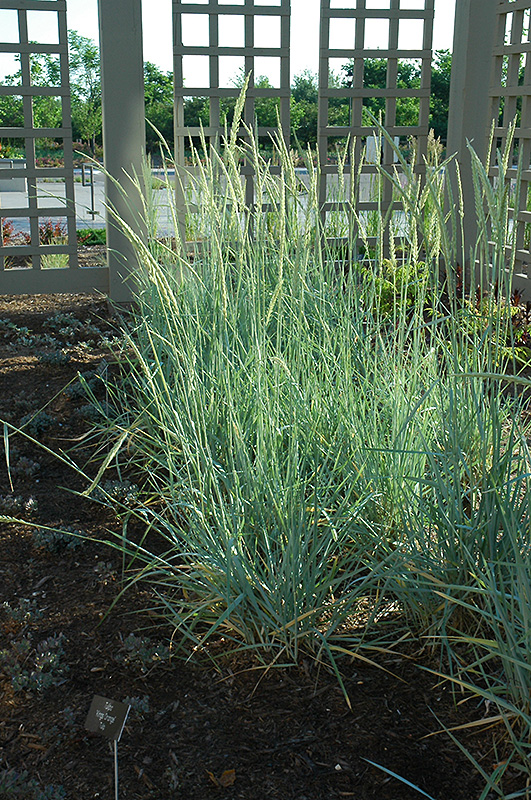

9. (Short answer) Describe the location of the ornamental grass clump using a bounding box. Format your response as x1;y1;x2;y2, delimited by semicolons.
64;109;531;791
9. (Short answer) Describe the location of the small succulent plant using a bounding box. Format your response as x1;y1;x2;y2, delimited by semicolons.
92;479;140;508
32;526;84;554
18;412;56;438
0;494;38;515
2;597;43;625
0;634;69;693
116;633;170;673
11;456;41;478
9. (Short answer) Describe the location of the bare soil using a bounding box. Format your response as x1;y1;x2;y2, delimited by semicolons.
0;290;516;800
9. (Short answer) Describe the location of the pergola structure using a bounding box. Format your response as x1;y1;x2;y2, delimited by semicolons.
0;0;528;300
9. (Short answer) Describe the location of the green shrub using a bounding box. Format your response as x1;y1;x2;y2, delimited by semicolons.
76;228;106;246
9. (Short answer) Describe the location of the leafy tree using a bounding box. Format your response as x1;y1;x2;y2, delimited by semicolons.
183;96;209;129
33;95;63;129
144;62;174;151
342;57;422;127
0;33;454;161
145;62;173;107
183;97;206;127
68;31;102;153
429;50;451;141
329;69;351;128
0;91;24;129
253;76;281;129
27;56;62;129
339;53;452;141
0;55;62;130
292;69;319;105
291;70;318;147
219;70;280;131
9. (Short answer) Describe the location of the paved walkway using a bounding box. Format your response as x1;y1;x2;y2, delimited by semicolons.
1;169;379;240
0;169;176;235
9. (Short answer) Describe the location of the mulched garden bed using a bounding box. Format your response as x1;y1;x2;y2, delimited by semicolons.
0;291;514;800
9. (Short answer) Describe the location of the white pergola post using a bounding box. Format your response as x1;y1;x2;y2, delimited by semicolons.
98;0;146;303
447;0;499;269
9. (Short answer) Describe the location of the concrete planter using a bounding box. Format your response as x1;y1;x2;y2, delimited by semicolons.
0;159;27;192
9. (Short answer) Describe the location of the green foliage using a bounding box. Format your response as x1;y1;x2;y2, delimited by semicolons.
291;69;318;105
123;695;151;717
290;70;318;146
354;258;431;315
0;32;102;150
338;51;451;141
0;93;24;128
18;411;56;438
253;76;281;128
151;67;282;154
0;143;24;158
454;294;531;369
342;57;422;126
0;319;35;346
76;227;106;246
144;61;173;107
11;456;40;478
183;96;209;129
220;71;281;130
429;50;452;141
144;61;174;151
2;598;43;625
32;526;84;554
116;634;170;673
63;369;105;400
68;31;102;152
91;479;139;508
0;494;38;515
33;96;62;130
37;350;71;366
0;38;453;155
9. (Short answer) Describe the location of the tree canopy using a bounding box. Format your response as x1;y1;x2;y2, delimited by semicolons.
340;50;451;139
68;31;102;153
0;34;453;157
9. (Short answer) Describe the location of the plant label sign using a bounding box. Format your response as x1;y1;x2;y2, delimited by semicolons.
85;695;130;742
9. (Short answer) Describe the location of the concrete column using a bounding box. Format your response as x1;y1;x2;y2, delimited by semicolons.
447;0;498;268
98;0;146;303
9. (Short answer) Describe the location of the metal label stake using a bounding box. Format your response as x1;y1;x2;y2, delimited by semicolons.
114;740;119;800
85;695;131;799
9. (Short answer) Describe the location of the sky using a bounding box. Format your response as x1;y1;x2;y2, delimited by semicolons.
0;0;456;83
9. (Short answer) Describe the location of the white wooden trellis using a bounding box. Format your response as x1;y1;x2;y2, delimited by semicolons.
0;0;107;295
317;0;435;248
172;0;291;219
489;0;531;288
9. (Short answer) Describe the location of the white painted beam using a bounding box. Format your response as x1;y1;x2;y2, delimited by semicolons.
98;0;146;303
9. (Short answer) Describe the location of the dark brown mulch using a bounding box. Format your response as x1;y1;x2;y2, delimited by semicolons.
0;291;515;800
